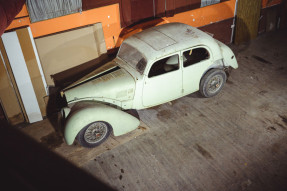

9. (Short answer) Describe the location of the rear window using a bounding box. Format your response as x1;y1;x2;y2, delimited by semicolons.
117;43;147;74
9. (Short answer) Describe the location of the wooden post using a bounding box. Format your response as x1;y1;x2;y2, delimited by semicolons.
235;0;261;44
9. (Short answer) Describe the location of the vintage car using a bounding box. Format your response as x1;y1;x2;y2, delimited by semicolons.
60;22;238;148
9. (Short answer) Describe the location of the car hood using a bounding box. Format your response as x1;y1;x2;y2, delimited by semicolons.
63;61;136;104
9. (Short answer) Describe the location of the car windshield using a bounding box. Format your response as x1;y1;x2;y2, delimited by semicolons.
117;43;147;75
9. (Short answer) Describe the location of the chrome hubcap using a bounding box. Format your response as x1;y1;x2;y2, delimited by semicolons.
207;75;223;94
84;122;108;144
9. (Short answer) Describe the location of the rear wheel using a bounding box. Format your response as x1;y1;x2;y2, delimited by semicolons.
200;69;226;98
77;121;112;148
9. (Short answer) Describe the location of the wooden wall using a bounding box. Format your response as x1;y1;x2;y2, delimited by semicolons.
35;23;107;86
6;1;236;51
259;0;284;34
81;0;229;27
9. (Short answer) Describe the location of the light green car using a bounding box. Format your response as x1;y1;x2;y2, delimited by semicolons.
60;22;238;148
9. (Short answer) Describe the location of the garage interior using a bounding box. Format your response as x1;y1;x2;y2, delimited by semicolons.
1;0;287;190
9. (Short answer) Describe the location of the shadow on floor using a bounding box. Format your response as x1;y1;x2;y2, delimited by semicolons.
0;120;116;191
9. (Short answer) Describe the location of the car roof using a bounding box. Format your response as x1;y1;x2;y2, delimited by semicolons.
122;22;217;62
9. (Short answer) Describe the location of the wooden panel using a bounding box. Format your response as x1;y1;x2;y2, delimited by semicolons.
262;0;282;8
82;0;120;11
82;0;230;27
199;17;234;44
266;5;279;32
0;40;25;124
16;28;47;116
175;0;201;14
259;8;268;34
1;32;42;123
35;23;107;86
120;0;155;27
258;3;282;34
235;0;261;44
130;0;154;21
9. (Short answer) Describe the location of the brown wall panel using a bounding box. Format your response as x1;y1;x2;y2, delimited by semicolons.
82;0;231;27
154;0;166;17
175;0;201;14
259;4;282;34
82;0;120;11
120;0;155;27
131;0;154;21
199;17;234;44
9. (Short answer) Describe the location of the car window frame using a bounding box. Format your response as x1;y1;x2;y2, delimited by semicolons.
144;53;181;78
181;45;213;68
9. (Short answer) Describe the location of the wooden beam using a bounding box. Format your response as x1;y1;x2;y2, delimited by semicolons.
235;0;261;44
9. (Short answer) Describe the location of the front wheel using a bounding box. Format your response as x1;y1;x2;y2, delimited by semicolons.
77;121;112;148
200;69;226;98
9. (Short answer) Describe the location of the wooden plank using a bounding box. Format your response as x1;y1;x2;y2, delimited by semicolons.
16;28;47;117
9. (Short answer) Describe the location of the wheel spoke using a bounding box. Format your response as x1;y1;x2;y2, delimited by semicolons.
84;122;108;144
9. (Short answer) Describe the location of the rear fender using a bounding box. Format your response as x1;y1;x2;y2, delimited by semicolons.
217;40;238;69
64;102;140;145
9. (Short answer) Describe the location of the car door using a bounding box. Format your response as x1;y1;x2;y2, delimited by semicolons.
182;46;213;94
142;54;182;107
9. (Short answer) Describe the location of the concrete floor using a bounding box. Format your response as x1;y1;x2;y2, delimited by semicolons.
19;29;287;191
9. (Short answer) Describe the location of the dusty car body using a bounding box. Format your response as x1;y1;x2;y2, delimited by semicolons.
61;22;238;148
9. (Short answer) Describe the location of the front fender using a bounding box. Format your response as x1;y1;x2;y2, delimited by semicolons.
64;102;140;145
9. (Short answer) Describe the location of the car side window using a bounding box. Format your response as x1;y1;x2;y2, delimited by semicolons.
148;55;179;78
183;47;210;67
